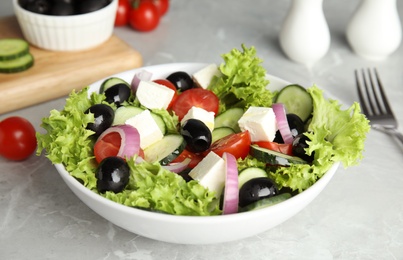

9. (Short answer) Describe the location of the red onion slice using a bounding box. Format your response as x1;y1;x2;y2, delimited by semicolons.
222;152;239;215
272;103;294;144
131;70;153;94
162;158;191;173
96;125;141;159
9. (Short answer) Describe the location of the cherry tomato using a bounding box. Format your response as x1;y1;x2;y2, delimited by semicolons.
94;132;121;163
115;0;131;26
209;131;251;159
0;116;37;161
153;79;178;109
171;88;219;120
129;0;160;32
152;0;169;16
171;149;204;169
253;141;293;156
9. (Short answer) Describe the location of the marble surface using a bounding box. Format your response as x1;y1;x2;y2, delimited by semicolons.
1;0;403;259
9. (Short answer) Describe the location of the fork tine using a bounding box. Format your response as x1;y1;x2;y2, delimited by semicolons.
355;69;370;116
372;68;394;115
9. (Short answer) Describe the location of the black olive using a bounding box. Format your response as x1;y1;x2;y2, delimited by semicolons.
96;157;130;193
274;113;305;143
51;0;76;4
85;104;115;136
178;168;193;182
180;119;212;153
24;0;51;14
167;71;195;92
238;177;278;208
49;2;76;15
292;133;315;163
104;83;131;107
77;0;109;14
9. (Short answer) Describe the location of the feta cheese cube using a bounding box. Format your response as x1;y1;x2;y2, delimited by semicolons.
181;106;215;132
189;151;226;198
192;64;222;89
136;81;175;110
125;110;163;149
237;106;277;142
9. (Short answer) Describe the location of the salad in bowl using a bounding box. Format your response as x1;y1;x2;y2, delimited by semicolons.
36;45;369;244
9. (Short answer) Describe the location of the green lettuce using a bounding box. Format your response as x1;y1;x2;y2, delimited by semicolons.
36;88;108;189
104;159;221;216
208;44;275;113
268;85;370;192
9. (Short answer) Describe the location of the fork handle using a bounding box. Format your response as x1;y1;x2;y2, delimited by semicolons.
374;126;403;148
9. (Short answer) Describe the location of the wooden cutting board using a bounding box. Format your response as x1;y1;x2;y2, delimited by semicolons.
0;16;143;114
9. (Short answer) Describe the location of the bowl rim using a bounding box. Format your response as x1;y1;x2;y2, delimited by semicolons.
13;0;117;20
54;62;341;222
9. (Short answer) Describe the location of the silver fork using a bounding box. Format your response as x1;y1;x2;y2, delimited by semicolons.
355;68;403;147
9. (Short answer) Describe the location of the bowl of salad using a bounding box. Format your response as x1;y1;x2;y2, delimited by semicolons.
37;45;370;244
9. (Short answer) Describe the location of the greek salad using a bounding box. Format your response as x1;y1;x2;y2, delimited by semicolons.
36;45;370;216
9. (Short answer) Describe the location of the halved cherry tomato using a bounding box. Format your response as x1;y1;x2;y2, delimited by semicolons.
0;116;37;161
153;79;178;109
171;88;219;120
209;131;251;159
171;149;204;169
94;132;121;163
253;141;293;156
115;0;131;26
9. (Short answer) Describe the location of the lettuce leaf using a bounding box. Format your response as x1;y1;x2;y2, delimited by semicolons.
104;159;221;216
268;85;370;192
36;87;108;189
208;44;275;113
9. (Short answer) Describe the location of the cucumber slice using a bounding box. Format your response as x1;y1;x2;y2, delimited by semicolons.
275;84;313;122
214;107;244;132
144;134;186;165
113;106;167;134
113;106;144;125
240;193;292;212
0;53;34;73
0;38;29;61
100;77;130;93
250;145;306;166
211;127;234;143
238;167;268;189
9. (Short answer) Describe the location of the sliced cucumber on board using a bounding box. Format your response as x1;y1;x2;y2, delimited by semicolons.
275;84;313;122
144;134;186;165
250;145;306;166
214;107;244;132
238;167;268;189
0;53;34;73
0;38;29;61
211;127;234;143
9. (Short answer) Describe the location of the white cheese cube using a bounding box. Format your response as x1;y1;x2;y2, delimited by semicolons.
189;151;226;198
192;64;222;89
125;110;163;149
136;81;175;110
181;106;215;132
237;106;277;142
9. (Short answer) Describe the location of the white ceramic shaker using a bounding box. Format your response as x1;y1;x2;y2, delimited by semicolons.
279;0;331;66
346;0;402;60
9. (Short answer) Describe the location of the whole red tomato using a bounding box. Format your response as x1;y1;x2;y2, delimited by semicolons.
129;0;160;32
115;0;131;26
152;0;169;16
0;116;37;161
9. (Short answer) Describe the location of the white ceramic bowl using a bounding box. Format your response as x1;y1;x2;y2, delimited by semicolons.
13;0;117;51
54;63;340;244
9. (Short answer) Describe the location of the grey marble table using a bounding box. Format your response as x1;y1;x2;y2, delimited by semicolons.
1;1;403;259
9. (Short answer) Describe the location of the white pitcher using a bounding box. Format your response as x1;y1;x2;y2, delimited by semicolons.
346;0;402;60
279;0;330;66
